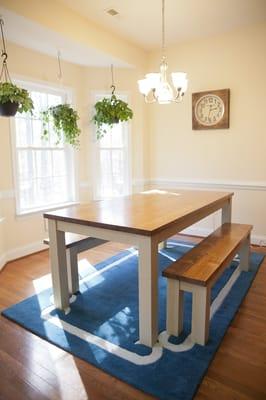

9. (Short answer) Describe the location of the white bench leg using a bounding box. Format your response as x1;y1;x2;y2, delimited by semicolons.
191;286;210;345
66;248;79;295
166;279;184;336
238;234;251;272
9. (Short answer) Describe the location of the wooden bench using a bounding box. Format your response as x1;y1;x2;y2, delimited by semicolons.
44;234;107;295
162;223;252;345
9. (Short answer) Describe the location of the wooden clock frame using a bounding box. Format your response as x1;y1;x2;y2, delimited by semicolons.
192;88;230;130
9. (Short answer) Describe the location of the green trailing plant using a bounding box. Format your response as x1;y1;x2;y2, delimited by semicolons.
42;104;81;147
92;94;133;139
0;19;33;116
0;82;34;114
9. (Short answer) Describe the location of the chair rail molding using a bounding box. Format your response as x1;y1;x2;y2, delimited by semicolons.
0;189;15;199
148;179;266;191
79;181;92;189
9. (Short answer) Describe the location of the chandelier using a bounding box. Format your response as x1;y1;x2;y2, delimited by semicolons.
138;0;188;104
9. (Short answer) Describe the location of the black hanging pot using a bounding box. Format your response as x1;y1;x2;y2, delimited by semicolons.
0;100;19;117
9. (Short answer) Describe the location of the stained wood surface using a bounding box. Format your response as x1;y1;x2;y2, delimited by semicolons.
43;190;233;236
0;236;265;400
163;223;252;286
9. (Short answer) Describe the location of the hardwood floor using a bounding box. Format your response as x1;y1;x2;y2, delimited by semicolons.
0;237;265;400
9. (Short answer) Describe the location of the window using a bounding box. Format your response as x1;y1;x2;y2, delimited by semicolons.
12;81;77;214
92;94;131;200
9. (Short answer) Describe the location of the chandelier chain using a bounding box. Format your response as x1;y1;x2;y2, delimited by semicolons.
137;0;188;103
162;0;166;58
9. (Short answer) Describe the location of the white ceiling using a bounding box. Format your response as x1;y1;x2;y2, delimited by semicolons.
58;0;266;50
1;1;265;68
0;8;132;68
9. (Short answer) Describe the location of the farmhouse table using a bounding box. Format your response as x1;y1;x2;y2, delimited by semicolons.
43;189;233;348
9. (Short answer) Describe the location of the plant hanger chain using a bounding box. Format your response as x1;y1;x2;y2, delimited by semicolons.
110;64;116;95
0;18;12;83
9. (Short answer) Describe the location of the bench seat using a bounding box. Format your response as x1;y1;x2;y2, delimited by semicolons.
162;223;252;345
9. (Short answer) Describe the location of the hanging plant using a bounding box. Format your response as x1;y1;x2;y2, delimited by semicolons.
0;19;34;117
41;104;81;147
91;65;133;139
92;94;133;139
0;82;34;116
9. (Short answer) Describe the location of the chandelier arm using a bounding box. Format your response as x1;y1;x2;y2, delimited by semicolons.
143;89;157;104
172;88;185;103
144;96;156;104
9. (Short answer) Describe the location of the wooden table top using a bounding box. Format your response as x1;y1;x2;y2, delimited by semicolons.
43;189;233;236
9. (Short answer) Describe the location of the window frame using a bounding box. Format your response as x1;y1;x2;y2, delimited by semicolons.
91;91;132;200
10;78;79;216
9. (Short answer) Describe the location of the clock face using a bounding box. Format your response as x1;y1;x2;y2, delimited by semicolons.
195;94;224;126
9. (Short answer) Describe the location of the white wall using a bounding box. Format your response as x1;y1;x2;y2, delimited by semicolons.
147;23;266;244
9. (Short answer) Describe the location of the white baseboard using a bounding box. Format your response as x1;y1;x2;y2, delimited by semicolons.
182;226;266;246
0;254;7;271
0;241;47;271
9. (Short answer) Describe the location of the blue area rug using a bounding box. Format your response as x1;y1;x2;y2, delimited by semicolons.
2;241;264;400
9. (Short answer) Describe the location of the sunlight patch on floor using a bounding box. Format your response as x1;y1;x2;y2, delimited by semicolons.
33;273;52;293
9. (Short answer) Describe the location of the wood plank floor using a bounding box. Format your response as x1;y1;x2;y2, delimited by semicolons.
0;236;265;400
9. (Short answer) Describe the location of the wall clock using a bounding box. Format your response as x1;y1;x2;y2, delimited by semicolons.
192;89;230;130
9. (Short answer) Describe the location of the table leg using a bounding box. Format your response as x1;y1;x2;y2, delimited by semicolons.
222;198;232;224
48;219;70;311
138;236;158;347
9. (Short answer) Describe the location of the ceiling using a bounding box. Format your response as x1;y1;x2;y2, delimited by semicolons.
0;7;132;68
1;0;265;68
58;0;266;50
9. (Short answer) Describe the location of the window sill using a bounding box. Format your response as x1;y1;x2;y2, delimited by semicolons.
16;201;80;218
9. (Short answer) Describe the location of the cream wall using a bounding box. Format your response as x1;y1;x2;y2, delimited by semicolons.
1;22;265;269
147;23;266;243
0;42;147;268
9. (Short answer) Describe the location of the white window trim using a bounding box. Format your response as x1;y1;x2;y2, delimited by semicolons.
90;90;132;200
10;78;79;216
